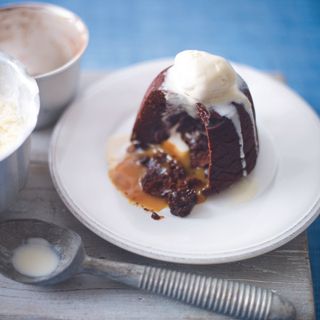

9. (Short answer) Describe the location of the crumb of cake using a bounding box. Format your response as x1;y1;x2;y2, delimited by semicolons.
151;212;164;220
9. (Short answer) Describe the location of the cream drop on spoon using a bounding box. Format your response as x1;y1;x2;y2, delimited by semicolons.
12;238;59;278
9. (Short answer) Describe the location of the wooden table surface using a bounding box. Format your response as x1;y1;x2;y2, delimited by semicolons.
0;73;315;320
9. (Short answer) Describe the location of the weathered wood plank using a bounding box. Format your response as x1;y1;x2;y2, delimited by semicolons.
0;73;315;320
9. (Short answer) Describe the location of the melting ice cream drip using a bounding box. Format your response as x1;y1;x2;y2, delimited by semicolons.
236;76;259;154
210;103;248;176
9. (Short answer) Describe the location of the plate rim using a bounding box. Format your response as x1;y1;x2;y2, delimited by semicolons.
49;59;320;264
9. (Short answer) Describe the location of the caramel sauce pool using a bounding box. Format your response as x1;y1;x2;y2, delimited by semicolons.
109;154;167;212
108;138;208;213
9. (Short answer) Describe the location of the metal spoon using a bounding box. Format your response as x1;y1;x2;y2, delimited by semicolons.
0;219;295;320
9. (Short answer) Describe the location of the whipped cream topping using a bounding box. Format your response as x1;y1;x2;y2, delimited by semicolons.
0;100;24;155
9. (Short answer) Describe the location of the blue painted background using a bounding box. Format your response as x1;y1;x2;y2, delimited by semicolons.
1;0;320;316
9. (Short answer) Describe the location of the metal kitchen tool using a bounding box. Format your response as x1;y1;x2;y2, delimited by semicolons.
0;219;296;320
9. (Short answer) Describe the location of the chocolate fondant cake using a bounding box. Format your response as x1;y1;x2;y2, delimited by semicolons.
109;50;259;217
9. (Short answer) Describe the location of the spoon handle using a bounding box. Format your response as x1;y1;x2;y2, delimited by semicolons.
83;257;295;320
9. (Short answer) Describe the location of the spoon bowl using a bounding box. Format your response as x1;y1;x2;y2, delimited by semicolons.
0;219;296;320
0;219;84;285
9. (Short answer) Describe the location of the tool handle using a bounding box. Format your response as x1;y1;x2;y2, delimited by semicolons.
83;258;296;320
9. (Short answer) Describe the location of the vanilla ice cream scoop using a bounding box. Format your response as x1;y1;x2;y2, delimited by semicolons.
167;50;236;103
163;50;252;111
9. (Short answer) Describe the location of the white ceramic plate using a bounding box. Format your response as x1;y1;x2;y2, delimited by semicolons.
49;59;320;264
